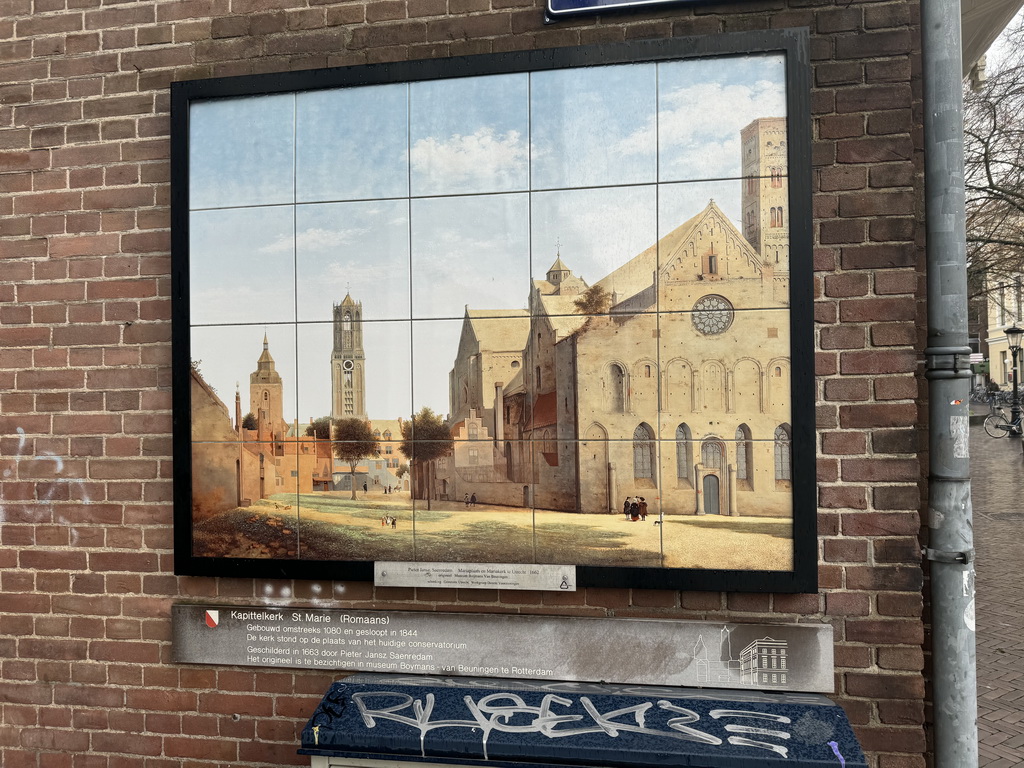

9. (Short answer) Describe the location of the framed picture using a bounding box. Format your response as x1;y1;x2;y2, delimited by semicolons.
171;30;816;592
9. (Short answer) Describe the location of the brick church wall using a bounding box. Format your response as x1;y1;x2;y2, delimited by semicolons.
0;1;926;766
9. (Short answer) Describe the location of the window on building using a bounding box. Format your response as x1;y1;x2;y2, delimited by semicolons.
701;439;723;470
675;423;693;486
735;424;752;489
468;423;479;440
633;423;655;482
468;448;479;465
609;363;626;413
385;445;392;455
774;424;792;486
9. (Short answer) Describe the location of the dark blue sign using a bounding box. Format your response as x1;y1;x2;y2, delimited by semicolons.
546;0;709;20
301;676;867;768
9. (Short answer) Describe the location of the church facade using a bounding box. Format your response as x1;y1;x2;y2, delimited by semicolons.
432;118;793;519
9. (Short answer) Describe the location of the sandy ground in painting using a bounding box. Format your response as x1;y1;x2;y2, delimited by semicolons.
193;491;793;572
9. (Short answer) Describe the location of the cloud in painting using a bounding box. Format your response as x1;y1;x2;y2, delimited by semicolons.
259;225;374;255
410;127;528;193
626;78;786;181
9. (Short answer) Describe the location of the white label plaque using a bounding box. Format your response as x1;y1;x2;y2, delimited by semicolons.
172;606;835;692
375;561;576;591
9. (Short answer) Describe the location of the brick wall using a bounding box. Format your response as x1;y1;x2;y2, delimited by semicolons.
0;0;927;766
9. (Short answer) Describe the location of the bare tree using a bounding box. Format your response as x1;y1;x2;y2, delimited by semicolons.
964;17;1024;303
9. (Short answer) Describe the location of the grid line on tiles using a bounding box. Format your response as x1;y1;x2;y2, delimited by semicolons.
187;173;792;214
292;93;301;446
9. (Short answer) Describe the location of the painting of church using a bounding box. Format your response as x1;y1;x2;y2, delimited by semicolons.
431;117;793;519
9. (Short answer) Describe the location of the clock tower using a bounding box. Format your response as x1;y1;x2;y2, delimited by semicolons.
331;292;367;422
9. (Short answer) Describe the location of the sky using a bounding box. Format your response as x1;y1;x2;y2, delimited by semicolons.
188;53;788;425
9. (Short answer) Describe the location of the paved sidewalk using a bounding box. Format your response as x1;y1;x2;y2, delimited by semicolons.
970;424;1024;766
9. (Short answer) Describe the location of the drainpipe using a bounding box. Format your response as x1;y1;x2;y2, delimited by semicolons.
921;0;978;765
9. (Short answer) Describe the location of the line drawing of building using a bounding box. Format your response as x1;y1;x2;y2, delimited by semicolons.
693;625;790;688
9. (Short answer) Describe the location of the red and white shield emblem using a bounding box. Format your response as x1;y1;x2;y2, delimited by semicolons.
205;610;219;628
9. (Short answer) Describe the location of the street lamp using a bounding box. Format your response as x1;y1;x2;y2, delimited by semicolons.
1006;325;1024;433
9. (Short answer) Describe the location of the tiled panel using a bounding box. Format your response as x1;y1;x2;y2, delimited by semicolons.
190;93;295;210
296;320;412;427
656;436;794;571
530;62;657;191
409;440;538;564
657;178;791;314
657;53;787;184
533;438;663;569
530;185;659;318
567;311;660;442
412;317;532;428
189;324;298;442
410;193;530;320
190;440;300;560
294;201;412;324
296;84;410;204
189;206;296;326
657;307;791;440
295;458;416;563
409;73;529;197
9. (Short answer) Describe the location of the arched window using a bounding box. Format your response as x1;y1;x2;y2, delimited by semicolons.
774;424;792;486
644;364;652;378
735;424;753;488
263;391;268;401
701;439;723;470
773;206;784;228
343;312;352;331
536;367;542;389
633;423;655;482
675;423;693;486
468;423;479;440
609;363;626;413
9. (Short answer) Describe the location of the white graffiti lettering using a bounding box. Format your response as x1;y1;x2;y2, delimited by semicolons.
350;690;792;760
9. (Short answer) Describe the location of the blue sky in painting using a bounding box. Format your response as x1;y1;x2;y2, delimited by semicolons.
189;93;294;210
409;73;530;196
658;53;787;181
531;63;657;190
296;84;409;202
293;200;411;323
189;206;295;326
188;53;787;422
410;193;531;319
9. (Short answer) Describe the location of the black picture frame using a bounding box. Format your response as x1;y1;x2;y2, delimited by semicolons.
171;30;816;592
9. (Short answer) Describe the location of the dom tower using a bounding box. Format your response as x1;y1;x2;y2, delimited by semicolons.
331;292;367;422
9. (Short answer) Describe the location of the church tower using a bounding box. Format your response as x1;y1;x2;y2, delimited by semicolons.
250;334;285;439
331;292;367;422
740;117;789;267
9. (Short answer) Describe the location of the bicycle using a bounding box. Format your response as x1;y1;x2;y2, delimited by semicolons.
983;403;1023;437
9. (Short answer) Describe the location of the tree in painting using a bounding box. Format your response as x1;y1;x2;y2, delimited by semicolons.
399;407;453;510
305;416;332;440
332;418;379;500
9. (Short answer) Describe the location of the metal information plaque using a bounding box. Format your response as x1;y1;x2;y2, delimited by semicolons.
172;605;834;693
375;562;576;591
